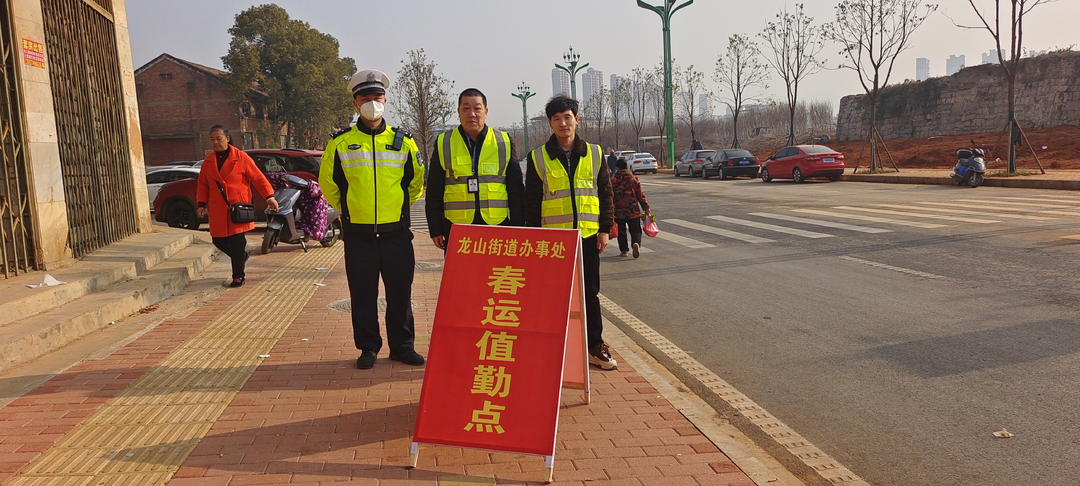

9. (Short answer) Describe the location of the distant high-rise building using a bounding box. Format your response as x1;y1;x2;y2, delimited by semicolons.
699;93;712;118
982;48;1006;64
946;54;965;76
916;58;930;81
581;68;603;103
551;69;570;98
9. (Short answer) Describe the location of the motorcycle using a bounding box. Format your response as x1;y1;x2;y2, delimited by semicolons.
951;140;988;188
262;174;341;254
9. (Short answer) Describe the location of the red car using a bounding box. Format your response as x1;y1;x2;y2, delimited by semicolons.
153;148;323;230
760;145;846;183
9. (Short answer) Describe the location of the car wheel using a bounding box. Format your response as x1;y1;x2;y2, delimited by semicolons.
761;168;772;182
701;167;709;179
651;170;657;174
674;166;681;177
718;167;726;180
688;167;695;178
792;167;804;183
261;227;280;254
166;201;199;230
828;174;841;182
320;219;341;247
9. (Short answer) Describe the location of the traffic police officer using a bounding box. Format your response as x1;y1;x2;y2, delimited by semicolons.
320;69;426;370
425;88;523;249
524;95;617;370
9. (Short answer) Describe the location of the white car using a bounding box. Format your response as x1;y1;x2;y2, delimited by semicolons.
145;167;201;212
626;153;658;175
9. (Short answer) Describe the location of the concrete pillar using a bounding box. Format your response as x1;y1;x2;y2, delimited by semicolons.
112;0;153;233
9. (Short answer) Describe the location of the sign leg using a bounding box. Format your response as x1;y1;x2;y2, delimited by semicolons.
545;454;555;483
408;442;419;468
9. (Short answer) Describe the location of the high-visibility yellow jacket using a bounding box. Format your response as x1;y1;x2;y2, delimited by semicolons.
320;121;423;233
435;127;511;225
530;142;603;238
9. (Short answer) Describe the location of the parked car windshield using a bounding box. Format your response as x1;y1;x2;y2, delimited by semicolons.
695;151;715;158
724;149;753;158
802;145;838;154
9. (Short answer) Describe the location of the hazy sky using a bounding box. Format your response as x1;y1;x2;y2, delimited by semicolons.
127;0;1078;128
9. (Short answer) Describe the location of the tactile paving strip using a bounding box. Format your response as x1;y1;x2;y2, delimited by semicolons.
599;294;870;486
9;245;344;486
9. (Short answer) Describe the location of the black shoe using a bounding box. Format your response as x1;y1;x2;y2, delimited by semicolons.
229;277;245;288
388;349;426;366
356;349;377;369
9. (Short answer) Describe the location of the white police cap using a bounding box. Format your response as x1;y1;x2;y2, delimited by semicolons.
348;69;391;96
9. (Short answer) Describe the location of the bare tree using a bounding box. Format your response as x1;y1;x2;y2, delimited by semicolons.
959;0;1053;172
677;65;708;146
828;0;936;171
588;86;609;146
760;3;827;146
714;34;771;148
608;78;630;150
627;67;650;152
390;49;455;161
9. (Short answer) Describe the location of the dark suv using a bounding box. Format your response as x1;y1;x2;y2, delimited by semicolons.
153;148;323;230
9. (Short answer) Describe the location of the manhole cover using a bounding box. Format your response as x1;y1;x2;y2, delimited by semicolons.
415;260;442;270
329;298;423;313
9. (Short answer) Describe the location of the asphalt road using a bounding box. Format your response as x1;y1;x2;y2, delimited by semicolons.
598;174;1080;486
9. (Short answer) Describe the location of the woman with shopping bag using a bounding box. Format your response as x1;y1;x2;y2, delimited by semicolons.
611;159;650;258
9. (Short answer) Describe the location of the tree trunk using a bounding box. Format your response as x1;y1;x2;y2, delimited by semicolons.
732;111;740;148
868;93;879;172
1007;74;1017;172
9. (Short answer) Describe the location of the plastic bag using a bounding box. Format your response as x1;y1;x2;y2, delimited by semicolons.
641;214;659;238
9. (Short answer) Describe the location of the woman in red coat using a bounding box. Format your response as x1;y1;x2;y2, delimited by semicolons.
196;125;278;287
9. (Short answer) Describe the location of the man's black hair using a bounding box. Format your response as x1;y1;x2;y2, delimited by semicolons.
458;88;487;107
545;95;579;119
616;159;627;170
210;124;231;137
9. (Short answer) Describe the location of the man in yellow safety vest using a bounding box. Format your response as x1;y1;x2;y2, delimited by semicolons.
524;95;617;370
425;88;523;248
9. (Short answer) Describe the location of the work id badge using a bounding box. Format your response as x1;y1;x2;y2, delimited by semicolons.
467;176;479;193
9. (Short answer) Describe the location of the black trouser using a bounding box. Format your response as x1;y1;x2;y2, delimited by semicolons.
615;218;643;253
343;230;416;354
582;235;603;349
212;233;248;279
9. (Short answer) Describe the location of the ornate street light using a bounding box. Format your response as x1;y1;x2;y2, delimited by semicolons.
554;45;589;101
511;81;536;150
638;0;693;168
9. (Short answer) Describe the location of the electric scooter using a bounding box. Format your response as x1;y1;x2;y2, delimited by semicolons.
262;174;340;254
951;140;988;188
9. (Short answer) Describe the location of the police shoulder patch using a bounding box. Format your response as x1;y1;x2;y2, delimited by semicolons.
330;126;352;140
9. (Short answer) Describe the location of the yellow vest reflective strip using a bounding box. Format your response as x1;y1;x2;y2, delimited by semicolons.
436;128;510;225
325;127;417;226
339;150;410;169
531;143;602;237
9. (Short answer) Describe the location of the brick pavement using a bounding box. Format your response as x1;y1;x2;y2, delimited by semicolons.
0;233;757;486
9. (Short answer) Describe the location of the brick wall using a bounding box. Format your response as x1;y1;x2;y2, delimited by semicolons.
836;50;1080;141
135;55;269;165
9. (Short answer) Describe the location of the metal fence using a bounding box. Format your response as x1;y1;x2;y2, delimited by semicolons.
42;0;136;258
0;3;36;277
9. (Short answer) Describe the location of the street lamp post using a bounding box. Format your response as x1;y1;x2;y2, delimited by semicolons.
511;81;536;150
638;0;693;169
554;45;589;101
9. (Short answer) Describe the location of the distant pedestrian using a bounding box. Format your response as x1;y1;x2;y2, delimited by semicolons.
524;95;617;370
607;149;618;177
196;125;278;288
319;69;426;370
612;159;650;258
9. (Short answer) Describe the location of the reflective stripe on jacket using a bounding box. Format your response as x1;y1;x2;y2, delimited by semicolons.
319;124;423;230
531;143;602;238
436;128;510;225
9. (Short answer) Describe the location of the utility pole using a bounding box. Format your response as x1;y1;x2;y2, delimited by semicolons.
511;81;536;150
638;0;693;169
554;45;588;101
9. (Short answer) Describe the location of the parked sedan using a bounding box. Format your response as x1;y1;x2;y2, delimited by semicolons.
626;153;658;175
674;150;715;177
145;167;201;212
760;145;845;183
702;149;759;180
153;148;323;230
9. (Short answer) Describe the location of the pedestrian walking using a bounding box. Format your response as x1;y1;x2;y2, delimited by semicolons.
319;69;426;370
524;95;617;370
612;159;650;258
607;148;618;177
425;88;523;249
196;125;278;288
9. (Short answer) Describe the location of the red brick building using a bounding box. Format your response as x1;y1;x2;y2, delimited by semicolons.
135;53;275;165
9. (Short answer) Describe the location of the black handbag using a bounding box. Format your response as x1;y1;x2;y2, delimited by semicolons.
215;180;256;223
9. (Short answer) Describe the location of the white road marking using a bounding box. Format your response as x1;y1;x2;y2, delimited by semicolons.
598;294;870;486
990;196;1080;205
877;204;1055;221
792;209;947;228
706;215;835;238
664;219;774;244
750;212;892;233
914;201;1080;217
650;225;717;248
838;256;945;279
832;206;999;224
954;198;1073;209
